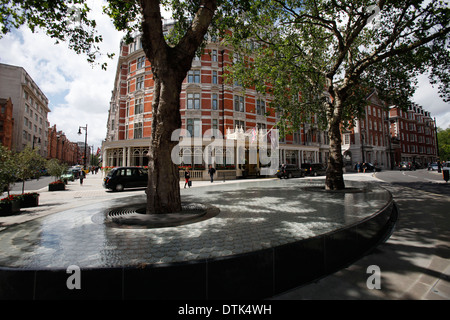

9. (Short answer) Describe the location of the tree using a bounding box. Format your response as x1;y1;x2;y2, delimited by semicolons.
0;144;18;196
437;127;450;161
46;158;68;181
1;0;246;214
107;0;218;214
225;0;450;190
16;146;46;194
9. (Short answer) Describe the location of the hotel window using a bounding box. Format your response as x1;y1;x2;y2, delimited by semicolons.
135;98;143;114
137;56;145;69
212;70;218;84
234;95;244;112
188;70;201;83
212;119;218;130
235;120;245;130
293;131;300;144
212;49;218;62
187;118;201;137
134;122;143;139
187;93;201;109
212;93;218;110
136;76;144;90
256;99;265;115
344;133;350;145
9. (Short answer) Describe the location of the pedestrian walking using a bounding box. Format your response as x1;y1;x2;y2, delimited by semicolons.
208;165;216;183
184;168;191;188
80;169;85;185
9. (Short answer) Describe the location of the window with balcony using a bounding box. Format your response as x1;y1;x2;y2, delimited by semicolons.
235;120;245;131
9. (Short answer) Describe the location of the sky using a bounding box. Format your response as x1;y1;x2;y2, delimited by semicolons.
0;1;124;151
0;2;449;153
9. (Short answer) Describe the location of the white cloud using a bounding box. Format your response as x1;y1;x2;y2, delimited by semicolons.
1;1;448;152
413;74;450;129
413;75;450;129
0;0;123;149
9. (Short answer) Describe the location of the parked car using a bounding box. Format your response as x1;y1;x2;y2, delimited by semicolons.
363;162;382;172
70;167;82;179
61;169;75;182
301;163;327;176
428;163;439;171
399;162;415;171
276;164;305;179
413;162;424;169
103;167;148;191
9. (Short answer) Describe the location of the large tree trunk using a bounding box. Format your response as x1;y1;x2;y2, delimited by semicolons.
146;72;183;214
139;0;217;214
325;96;345;190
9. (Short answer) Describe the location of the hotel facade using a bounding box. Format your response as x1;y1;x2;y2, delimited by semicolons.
102;32;438;178
102;32;329;179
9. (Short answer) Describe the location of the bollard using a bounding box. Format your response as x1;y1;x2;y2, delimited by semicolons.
443;169;449;183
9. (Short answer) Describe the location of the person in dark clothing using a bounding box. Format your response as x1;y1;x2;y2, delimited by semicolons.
79;169;85;185
208;165;216;183
184;169;191;188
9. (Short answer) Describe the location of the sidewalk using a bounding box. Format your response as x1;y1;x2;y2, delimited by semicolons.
1;172;449;299
273;175;450;300
0;173;278;227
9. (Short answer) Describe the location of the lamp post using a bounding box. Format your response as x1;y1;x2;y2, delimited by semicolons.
78;124;88;171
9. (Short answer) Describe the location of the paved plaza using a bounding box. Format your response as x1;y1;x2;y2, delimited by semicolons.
0;172;449;299
0;175;390;269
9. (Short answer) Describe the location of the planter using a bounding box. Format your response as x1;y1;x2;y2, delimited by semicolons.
0;200;20;216
48;183;65;191
19;193;39;208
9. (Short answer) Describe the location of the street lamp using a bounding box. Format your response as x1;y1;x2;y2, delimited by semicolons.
78;124;88;170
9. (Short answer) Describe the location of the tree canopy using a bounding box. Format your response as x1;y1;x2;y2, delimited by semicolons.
438;126;450;161
226;0;450;128
224;0;450;189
